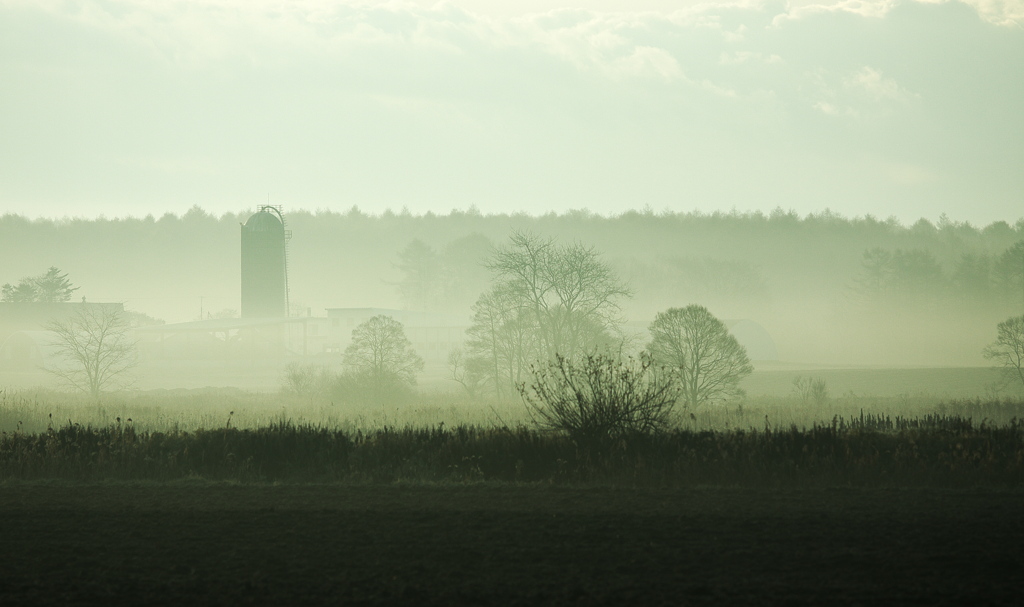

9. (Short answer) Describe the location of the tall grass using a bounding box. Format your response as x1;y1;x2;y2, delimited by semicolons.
5;388;1023;436
3;389;1022;486
1;412;1021;487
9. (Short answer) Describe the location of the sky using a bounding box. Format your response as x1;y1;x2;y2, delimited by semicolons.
1;0;1022;226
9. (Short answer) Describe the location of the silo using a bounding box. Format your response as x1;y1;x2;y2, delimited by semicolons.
240;206;290;318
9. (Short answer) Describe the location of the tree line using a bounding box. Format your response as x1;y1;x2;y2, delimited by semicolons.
2;267;78;303
4;206;1022;322
3;206;1023;367
855;242;1024;309
8;233;1024;416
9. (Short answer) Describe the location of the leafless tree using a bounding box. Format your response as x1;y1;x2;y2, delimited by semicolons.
465;284;539;398
447;348;487;398
466;232;631;396
488;231;631;359
792;376;830;406
983;315;1024;391
45;305;137;400
646;305;753;409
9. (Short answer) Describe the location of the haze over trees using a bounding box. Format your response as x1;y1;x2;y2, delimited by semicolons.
343;315;424;401
464;232;631;396
520;353;681;448
2;208;1024;366
996;241;1024;310
646;306;753;409
394;235;493;312
2;267;78;303
45;306;137;401
983;316;1024;391
2;2;1023;602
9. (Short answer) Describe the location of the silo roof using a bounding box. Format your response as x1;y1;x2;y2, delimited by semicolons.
243;210;284;232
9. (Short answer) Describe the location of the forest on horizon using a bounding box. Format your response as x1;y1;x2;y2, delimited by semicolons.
2;206;1023;368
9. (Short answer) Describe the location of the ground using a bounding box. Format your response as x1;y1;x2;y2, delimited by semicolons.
1;483;1021;605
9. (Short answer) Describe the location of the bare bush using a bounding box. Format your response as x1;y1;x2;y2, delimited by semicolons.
330;369;415;407
792;376;830;406
519;353;681;448
282;363;336;399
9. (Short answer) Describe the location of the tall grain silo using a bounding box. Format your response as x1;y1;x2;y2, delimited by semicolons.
241;206;290;318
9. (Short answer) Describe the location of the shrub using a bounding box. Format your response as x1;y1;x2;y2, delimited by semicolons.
330;369;415;407
792;376;830;406
519;353;681;449
282;363;336;399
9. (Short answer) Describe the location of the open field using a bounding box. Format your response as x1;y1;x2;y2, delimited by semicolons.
742;365;1011;399
3;363;1022;436
2;384;1022;605
1;483;1021;606
1;363;1016;399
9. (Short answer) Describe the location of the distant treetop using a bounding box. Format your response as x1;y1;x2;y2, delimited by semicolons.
1;267;78;303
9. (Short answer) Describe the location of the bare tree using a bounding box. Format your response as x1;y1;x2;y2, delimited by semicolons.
447;348;487;398
45;305;137;400
488;231;631;359
646;305;753;409
983;315;1024;391
343;315;424;398
466;232;631;396
465;284;539;398
792;376;830;406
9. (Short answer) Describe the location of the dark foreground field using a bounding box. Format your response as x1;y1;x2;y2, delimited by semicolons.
1;484;1021;606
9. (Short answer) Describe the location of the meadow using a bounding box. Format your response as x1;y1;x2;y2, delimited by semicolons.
3;376;1023;605
2;383;1022;487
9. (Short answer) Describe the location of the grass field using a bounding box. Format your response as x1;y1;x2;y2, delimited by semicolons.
2;393;1022;486
1;361;1015;398
2;378;1022;605
743;365;1010;399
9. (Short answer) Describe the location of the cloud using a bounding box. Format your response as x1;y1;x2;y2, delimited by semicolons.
719;50;783;65
0;0;1020;224
949;0;1024;26
845;67;916;103
607;45;684;80
811;66;917;117
772;0;899;26
772;0;1023;27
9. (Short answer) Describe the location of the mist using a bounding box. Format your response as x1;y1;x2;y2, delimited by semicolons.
3;2;1024;606
2;207;1022;397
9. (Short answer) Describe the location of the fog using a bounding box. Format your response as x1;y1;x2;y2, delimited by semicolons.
3;0;1022;401
1;207;1022;401
4;4;1024;605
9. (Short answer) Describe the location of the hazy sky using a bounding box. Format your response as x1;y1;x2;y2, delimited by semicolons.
2;0;1022;225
